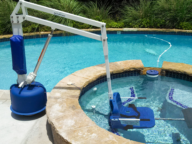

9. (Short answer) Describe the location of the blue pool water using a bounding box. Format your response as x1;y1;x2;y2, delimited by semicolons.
79;76;192;143
0;33;192;91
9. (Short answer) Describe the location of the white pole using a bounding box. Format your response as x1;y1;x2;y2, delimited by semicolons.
12;23;23;36
101;25;113;100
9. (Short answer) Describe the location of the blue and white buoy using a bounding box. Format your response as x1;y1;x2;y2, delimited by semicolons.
146;70;159;78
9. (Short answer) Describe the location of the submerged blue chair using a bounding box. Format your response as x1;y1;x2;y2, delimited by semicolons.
109;92;155;130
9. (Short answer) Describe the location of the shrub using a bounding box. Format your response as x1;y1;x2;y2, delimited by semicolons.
38;0;82;27
104;20;124;28
121;0;156;28
154;0;192;28
82;1;112;21
0;0;17;34
1;0;192;35
179;22;192;30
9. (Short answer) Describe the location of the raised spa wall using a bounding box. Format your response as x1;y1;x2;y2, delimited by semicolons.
46;60;192;144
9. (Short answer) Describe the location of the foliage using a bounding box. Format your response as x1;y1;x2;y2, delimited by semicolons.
1;0;192;35
121;0;157;28
122;0;192;29
154;0;192;29
72;0;114;29
22;0;52;33
38;0;82;28
82;1;112;21
0;0;17;34
102;20;124;28
179;22;192;30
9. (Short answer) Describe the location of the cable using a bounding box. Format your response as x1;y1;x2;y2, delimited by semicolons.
145;35;172;67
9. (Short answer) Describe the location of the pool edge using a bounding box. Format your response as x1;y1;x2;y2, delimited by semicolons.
1;28;192;42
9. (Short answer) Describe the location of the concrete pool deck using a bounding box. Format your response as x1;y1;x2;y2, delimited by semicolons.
0;90;53;144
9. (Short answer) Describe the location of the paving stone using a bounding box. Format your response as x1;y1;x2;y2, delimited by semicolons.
0;100;6;104
0;90;10;100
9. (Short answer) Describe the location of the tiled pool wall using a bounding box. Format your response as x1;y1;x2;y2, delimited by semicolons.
79;67;192;121
80;70;140;97
164;70;192;82
80;69;192;99
1;28;192;42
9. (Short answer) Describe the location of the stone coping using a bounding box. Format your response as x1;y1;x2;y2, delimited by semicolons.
1;28;192;39
46;60;144;144
162;61;192;76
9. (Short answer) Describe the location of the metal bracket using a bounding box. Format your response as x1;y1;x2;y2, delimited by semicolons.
103;37;108;41
11;15;25;24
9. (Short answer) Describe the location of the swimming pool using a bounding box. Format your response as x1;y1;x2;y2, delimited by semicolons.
79;75;192;143
0;33;192;91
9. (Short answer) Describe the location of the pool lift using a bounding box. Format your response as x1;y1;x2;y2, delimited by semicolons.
9;0;112;116
10;0;192;130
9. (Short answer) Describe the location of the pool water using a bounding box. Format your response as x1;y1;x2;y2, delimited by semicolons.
0;34;192;91
79;76;192;143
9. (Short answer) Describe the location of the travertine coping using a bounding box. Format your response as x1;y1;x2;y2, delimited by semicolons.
162;61;192;76
1;28;192;39
46;60;144;144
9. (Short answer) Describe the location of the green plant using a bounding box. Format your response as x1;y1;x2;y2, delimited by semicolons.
1;0;192;35
179;22;192;30
105;20;124;28
0;0;49;35
38;0;82;27
122;0;155;28
0;0;17;34
82;1;113;22
154;0;192;28
73;22;91;29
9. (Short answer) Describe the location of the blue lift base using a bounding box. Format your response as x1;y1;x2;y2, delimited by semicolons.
10;82;47;116
10;106;46;116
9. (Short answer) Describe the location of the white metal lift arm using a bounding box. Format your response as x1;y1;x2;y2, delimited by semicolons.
10;0;104;41
21;1;105;27
11;0;113;99
26;15;102;41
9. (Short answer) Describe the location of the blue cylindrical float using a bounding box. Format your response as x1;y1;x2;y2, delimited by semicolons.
146;70;159;78
10;82;47;116
10;35;27;75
